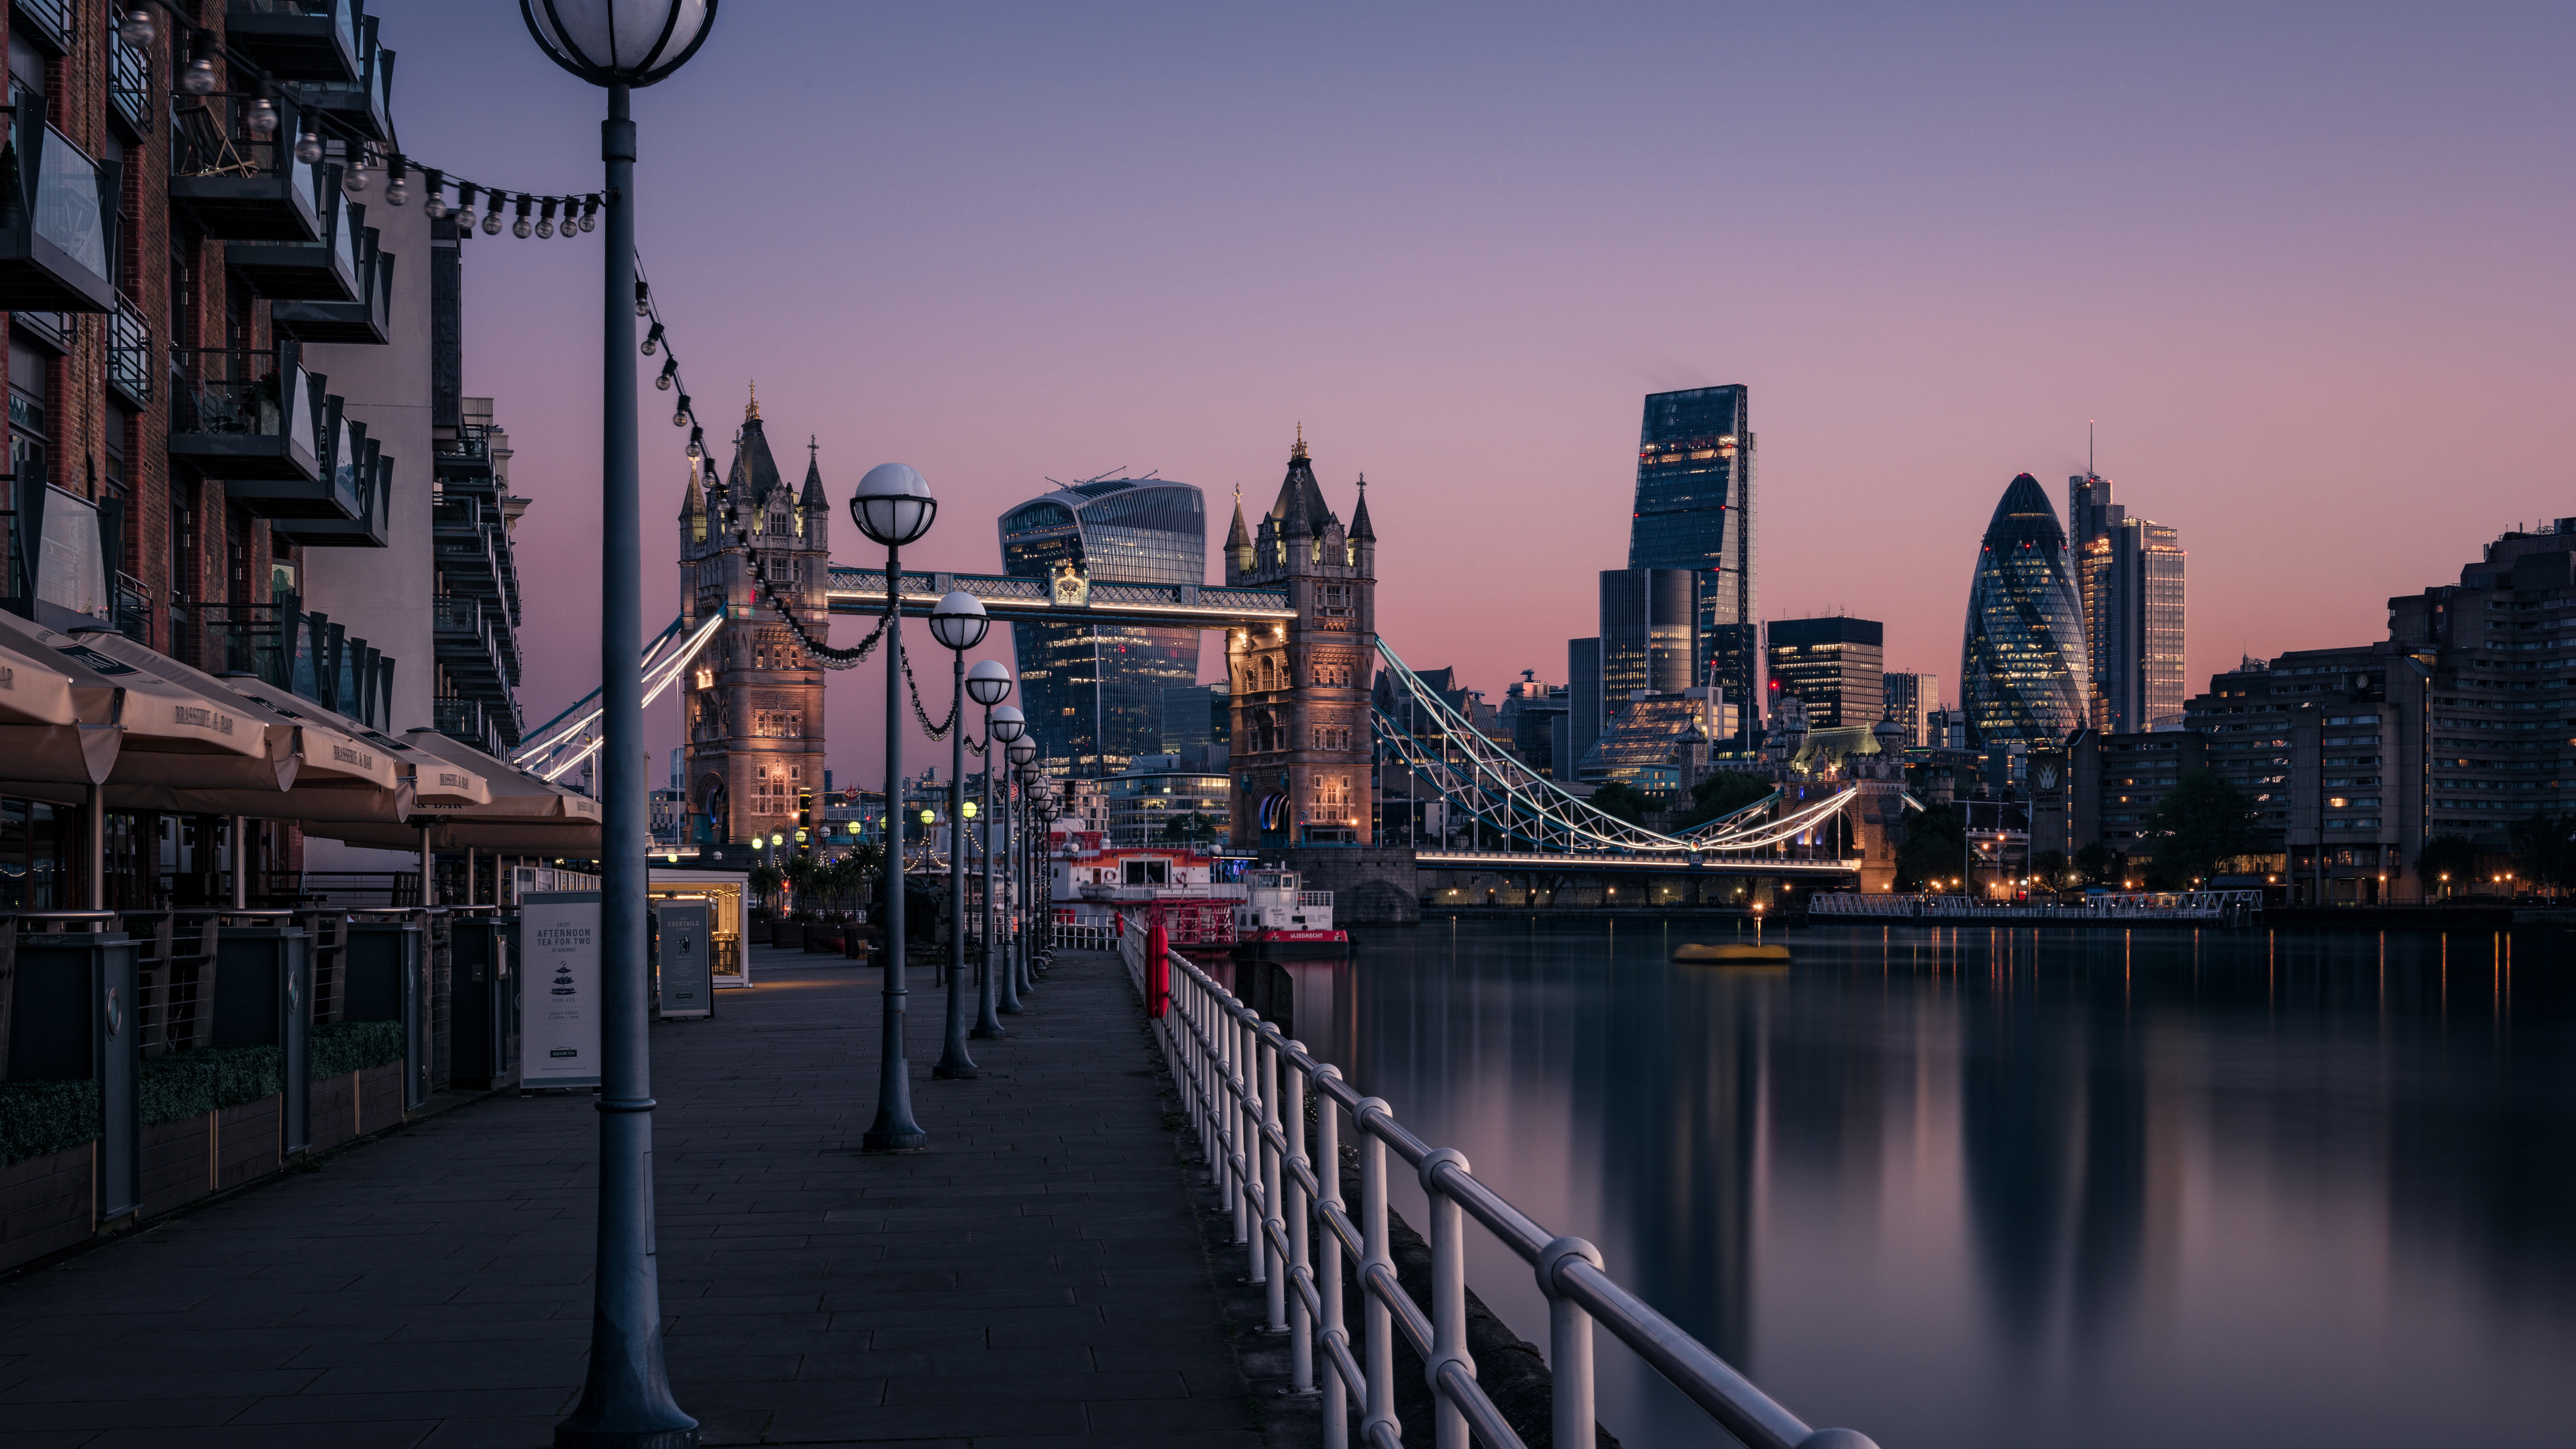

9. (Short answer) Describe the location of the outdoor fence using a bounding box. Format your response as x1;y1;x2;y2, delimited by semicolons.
1120;926;1878;1449
1810;890;2263;924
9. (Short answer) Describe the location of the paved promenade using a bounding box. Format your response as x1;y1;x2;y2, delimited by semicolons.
0;948;1277;1448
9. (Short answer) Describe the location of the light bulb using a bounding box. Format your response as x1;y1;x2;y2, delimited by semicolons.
673;396;691;427
656;360;677;390
119;7;154;46
343;166;368;194
247;99;279;139
385;174;409;206
482;209;502;235
181;57;217;95
580;210;596;233
642;323;663;356
635;283;651;317
294;131;323;164
512;215;531;238
423;193;447;219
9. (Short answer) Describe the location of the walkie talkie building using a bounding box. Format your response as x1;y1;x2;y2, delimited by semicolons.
1961;474;2090;751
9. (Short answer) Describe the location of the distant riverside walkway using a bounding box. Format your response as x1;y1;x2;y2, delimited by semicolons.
0;948;1279;1448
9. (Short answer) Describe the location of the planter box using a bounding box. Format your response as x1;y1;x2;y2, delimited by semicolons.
310;1071;357;1152
0;1142;93;1273
140;1113;211;1220
216;1095;282;1191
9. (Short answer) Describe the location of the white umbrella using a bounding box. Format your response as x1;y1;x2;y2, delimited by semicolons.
307;729;598;853
62;629;402;822
0;629;121;797
0;613;282;802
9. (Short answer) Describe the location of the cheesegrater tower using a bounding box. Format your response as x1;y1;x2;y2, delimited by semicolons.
676;388;833;846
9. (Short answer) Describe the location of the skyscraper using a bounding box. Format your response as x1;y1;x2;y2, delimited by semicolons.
1883;672;1939;747
1765;616;1885;728
1629;386;1756;745
2069;470;2187;733
998;478;1206;775
1599;568;1698;702
1962;474;2090;752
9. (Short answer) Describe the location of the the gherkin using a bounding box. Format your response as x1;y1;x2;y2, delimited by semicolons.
1962;473;2089;751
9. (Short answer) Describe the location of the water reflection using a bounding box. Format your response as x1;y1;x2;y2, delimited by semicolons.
1318;920;2576;1448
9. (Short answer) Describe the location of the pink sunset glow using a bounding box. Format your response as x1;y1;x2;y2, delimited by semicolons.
374;0;2574;775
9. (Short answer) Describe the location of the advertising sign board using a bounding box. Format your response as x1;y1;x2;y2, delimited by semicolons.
655;897;712;1020
522;892;601;1088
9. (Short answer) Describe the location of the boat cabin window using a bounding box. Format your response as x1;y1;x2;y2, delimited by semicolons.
1124;859;1170;886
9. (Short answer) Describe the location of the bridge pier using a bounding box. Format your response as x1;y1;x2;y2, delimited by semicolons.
1286;846;1421;924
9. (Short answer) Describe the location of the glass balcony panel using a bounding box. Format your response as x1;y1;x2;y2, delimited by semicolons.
227;184;357;301
33;486;109;623
0;121;117;313
169;94;320;242
225;0;360;84
167;347;320;480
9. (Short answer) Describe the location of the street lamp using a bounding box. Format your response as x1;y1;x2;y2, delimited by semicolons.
972;687;1020;1040
1003;738;1037;1012
1020;760;1049;992
850;463;936;1152
927;591;989;1081
520;3;718;1446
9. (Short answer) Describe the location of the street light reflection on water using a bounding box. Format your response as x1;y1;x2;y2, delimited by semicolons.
1307;918;2572;1448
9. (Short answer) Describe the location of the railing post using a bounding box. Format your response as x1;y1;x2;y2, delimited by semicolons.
1240;1011;1265;1278
1357;1099;1397;1449
1315;1068;1348;1449
1228;1008;1251;1248
1419;1148;1474;1449
1282;1041;1316;1394
1538;1235;1604;1449
1258;1024;1289;1333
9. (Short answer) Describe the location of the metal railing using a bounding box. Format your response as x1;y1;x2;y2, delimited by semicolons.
1125;928;1878;1449
1811;889;2264;922
109;21;152;137
108;297;152;405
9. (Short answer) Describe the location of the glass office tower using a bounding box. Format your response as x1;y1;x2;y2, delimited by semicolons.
1962;474;2090;751
1765;616;1885;728
999;480;1205;775
1630;386;1756;745
2070;471;2188;733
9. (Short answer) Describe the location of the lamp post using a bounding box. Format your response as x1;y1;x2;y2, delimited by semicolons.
1002;739;1036;1011
850;463;937;1152
519;4;718;1447
974;694;1022;1039
928;592;989;1081
1025;772;1053;987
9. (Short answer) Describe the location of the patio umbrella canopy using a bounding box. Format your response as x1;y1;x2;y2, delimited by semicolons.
307;729;600;853
0;612;281;804
0;629;122;796
61;629;407;823
215;672;492;825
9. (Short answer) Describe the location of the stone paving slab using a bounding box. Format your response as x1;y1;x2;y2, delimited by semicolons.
0;948;1286;1447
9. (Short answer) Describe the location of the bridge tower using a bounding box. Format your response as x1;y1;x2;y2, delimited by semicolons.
677;388;833;846
1225;429;1378;849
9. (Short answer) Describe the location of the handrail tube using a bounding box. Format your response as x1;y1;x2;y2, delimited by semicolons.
1125;923;1880;1449
1555;1258;1809;1449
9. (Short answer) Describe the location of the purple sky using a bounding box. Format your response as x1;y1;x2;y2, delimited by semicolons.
378;1;2574;780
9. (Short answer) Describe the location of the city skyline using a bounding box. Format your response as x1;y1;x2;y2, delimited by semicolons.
376;0;2575;782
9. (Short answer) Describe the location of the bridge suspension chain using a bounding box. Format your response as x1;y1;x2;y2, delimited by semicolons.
1371;638;1858;857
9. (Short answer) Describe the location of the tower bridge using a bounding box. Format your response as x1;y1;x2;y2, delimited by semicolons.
517;395;1896;896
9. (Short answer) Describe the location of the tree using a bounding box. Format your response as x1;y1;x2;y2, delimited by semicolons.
2140;768;2264;887
2031;849;2071;891
1895;802;1966;891
2072;841;2116;887
2506;811;2576;896
1589;780;1652;826
2413;834;2479;896
1681;769;1774;829
1158;811;1222;847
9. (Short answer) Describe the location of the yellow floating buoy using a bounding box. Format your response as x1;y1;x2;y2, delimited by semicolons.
1672;943;1792;965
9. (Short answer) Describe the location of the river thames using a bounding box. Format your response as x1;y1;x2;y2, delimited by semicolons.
1305;917;2573;1448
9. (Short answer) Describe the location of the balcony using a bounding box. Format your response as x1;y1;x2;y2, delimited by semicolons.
11;0;72;55
229;185;360;302
433;496;501;596
287;17;393;141
169;94;320;243
272;220;390;343
107;297;151;407
225;0;360;85
432;597;506;691
167;345;320;481
114;572;153;647
109;21;152;141
272;437;391;549
0;119;119;313
233;397;362;521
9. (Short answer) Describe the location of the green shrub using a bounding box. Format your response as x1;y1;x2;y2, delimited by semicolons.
140;1046;284;1127
0;1079;101;1167
308;1020;406;1079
